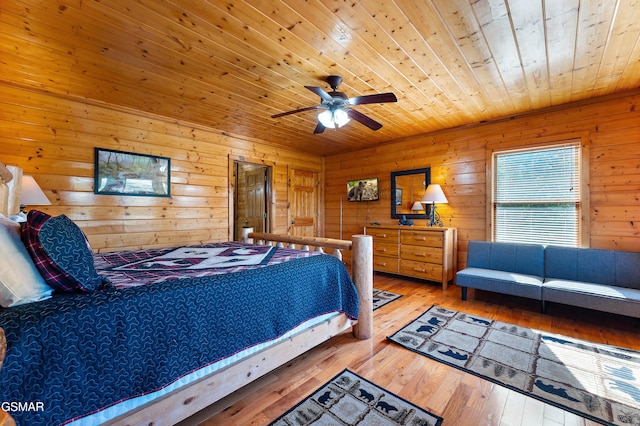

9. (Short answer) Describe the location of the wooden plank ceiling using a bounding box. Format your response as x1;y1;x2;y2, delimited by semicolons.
3;0;640;156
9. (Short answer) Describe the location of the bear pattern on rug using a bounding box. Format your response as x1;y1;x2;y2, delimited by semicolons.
388;305;640;426
270;369;442;426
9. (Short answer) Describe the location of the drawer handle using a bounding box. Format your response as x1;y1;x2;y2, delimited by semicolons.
413;267;426;272
376;262;387;266
413;252;427;257
414;237;426;241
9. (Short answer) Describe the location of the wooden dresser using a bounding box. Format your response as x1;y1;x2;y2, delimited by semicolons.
364;226;457;289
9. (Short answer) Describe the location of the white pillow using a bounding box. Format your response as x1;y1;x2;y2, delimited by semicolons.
0;214;53;307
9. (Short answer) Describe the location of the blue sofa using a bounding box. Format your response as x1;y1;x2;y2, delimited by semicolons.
457;241;545;303
457;241;640;318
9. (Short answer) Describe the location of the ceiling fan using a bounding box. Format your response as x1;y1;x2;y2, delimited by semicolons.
271;75;397;134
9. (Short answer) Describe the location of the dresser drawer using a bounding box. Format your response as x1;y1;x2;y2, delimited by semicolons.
365;226;456;289
373;242;399;257
373;255;399;273
400;230;443;247
369;229;400;244
400;259;442;282
400;246;443;263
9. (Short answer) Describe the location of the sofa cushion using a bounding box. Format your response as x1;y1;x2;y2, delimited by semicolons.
467;241;545;277
456;267;543;300
545;246;640;289
613;251;640;290
543;278;640;318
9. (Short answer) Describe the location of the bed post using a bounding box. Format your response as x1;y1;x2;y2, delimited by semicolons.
241;226;254;243
0;162;14;217
5;167;22;217
351;234;373;340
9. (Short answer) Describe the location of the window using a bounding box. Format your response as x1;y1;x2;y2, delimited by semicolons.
492;141;583;246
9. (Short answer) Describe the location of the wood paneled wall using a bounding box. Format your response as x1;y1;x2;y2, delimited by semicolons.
3;81;639;264
325;90;640;269
0;84;323;252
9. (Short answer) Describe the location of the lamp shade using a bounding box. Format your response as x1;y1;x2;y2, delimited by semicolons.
20;176;51;206
421;184;448;204
411;201;424;211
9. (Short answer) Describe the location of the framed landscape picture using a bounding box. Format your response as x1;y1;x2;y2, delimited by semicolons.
94;148;171;197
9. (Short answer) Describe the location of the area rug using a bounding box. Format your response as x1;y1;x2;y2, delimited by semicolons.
373;289;401;311
270;368;443;426
388;305;640;426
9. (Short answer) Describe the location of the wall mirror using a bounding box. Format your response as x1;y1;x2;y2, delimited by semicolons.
390;167;431;219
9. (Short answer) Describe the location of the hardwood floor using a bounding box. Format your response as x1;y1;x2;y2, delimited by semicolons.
182;273;640;426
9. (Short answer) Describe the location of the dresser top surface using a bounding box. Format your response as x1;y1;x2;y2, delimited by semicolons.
364;225;454;233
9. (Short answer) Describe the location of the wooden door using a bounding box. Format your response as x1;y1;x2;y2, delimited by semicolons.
234;162;268;240
245;166;266;233
289;168;318;237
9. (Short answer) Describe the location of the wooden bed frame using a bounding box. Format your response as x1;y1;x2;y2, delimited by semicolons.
0;166;373;425
107;231;372;425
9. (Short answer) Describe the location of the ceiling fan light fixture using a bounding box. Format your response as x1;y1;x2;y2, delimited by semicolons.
317;109;335;128
333;108;350;127
318;108;350;129
275;76;396;133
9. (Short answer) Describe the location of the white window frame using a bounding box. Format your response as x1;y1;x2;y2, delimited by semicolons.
487;137;590;247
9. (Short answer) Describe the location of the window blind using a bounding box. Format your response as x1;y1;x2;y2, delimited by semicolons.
493;142;580;246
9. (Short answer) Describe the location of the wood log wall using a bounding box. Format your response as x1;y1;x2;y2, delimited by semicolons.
324;89;640;269
0;84;323;252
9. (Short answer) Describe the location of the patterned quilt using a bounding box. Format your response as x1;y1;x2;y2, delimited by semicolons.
95;241;319;287
0;243;359;425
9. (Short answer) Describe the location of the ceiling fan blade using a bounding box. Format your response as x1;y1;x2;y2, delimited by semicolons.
348;92;397;106
305;86;334;102
347;109;383;131
313;122;326;134
271;105;319;119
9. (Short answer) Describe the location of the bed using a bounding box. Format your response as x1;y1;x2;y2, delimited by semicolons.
0;168;373;426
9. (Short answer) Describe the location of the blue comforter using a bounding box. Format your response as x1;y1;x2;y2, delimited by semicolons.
0;253;358;425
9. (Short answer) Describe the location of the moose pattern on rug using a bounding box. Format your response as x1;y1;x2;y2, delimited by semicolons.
388;305;640;426
270;369;442;426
